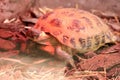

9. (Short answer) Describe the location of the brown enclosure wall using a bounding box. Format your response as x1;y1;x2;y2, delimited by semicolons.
38;0;120;15
0;0;120;22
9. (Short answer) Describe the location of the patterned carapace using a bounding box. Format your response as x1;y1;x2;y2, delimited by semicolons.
32;8;116;55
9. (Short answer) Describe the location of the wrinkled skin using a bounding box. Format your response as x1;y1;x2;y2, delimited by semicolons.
31;8;116;67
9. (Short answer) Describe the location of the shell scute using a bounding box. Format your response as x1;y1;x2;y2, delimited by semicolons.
33;8;116;53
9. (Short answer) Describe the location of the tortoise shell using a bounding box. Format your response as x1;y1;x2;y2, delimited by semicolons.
33;8;116;53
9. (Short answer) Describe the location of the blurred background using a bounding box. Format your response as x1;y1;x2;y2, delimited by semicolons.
0;0;120;22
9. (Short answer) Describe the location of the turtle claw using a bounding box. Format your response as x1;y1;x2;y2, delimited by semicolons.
66;57;76;69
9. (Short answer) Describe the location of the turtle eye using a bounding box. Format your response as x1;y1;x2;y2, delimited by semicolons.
25;27;39;39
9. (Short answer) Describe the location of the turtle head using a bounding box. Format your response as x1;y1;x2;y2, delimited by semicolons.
33;31;50;44
25;27;50;45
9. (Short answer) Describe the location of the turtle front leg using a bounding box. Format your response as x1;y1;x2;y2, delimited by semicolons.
55;46;76;68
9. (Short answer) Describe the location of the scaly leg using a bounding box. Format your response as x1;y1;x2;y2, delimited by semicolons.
55;46;76;68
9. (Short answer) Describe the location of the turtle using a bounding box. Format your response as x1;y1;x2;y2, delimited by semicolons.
29;8;117;67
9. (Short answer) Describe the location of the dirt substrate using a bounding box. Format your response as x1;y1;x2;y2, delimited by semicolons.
0;21;120;80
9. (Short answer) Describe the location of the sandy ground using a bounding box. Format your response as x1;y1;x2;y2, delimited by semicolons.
0;50;68;80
